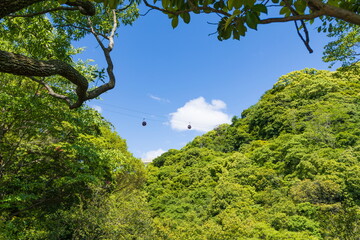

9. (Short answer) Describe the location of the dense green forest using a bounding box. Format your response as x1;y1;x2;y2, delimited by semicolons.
2;64;359;239
1;1;360;239
146;65;360;239
0;75;153;238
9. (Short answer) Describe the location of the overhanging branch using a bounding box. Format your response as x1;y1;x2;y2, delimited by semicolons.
0;0;120;109
260;11;325;24
28;76;72;104
143;0;231;17
0;50;89;108
85;10;117;103
0;0;96;19
9;6;78;18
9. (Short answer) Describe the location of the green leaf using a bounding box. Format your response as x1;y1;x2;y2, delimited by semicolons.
223;25;232;39
58;0;67;4
109;0;118;9
162;0;169;9
245;12;258;30
171;16;179;28
279;6;290;15
234;0;243;9
228;0;243;10
327;0;340;7
252;4;267;14
294;0;306;14
244;0;255;7
237;21;247;36
181;12;191;24
227;0;235;10
232;28;240;40
224;10;241;29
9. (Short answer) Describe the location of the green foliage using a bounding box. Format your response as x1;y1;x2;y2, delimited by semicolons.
146;65;360;239
139;0;360;45
323;22;360;67
0;10;151;235
1;1;139;107
0;73;153;238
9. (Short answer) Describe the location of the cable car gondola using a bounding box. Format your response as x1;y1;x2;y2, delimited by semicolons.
142;118;147;126
187;123;192;130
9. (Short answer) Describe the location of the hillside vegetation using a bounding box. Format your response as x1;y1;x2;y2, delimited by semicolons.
146;65;360;239
1;64;359;239
0;74;153;239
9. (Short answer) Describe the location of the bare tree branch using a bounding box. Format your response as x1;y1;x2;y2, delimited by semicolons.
294;20;313;53
85;10;117;104
116;3;133;13
281;0;313;53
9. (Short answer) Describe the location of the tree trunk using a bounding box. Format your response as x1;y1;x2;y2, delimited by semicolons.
0;50;88;89
0;0;95;19
0;0;46;19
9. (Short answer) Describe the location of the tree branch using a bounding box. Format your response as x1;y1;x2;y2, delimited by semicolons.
282;0;313;53
294;20;313;53
0;0;118;109
260;11;325;24
143;0;231;17
0;0;45;19
28;76;71;104
9;6;78;18
306;0;360;26
85;10;117;103
65;0;96;16
0;50;89;108
0;0;96;19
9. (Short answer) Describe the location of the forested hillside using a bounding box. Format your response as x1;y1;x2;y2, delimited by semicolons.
1;62;359;239
146;65;360;239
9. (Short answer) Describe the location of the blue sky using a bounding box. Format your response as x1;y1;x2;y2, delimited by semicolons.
78;7;335;162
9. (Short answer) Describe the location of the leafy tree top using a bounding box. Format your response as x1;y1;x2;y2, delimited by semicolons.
0;0;359;108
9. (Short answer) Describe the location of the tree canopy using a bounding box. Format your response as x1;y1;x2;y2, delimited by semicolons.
0;0;138;108
0;0;359;108
0;61;153;239
146;64;360;239
143;0;360;52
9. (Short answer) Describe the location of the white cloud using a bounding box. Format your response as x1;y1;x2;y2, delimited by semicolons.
169;97;231;132
91;105;102;113
149;94;170;103
142;149;166;163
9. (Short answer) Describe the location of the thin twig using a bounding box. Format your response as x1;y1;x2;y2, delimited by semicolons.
140;8;154;16
294;21;313;53
281;0;313;53
28;76;72;104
